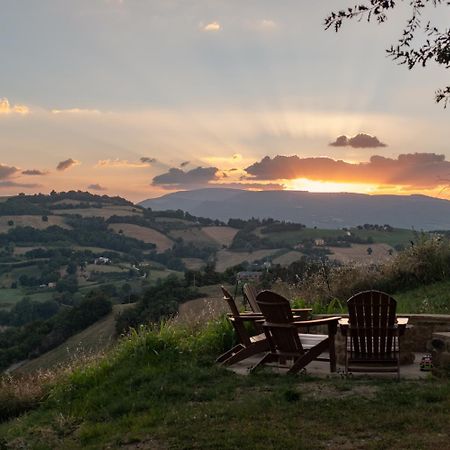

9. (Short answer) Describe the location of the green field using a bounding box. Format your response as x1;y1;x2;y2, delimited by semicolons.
147;269;183;282
0;288;26;310
262;227;415;247
0;287;56;311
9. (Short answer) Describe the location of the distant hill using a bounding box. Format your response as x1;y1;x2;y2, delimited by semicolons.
140;188;450;230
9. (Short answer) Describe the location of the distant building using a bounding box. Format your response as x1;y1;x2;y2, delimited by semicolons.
314;239;325;247
94;256;111;265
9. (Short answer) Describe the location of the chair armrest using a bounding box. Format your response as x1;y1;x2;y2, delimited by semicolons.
240;316;266;323
263;322;297;329
293;317;341;327
227;312;263;318
294;317;341;335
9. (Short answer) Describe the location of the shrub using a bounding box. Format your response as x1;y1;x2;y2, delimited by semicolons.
276;235;450;309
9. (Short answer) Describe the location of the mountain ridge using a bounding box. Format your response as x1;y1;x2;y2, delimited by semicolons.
139;188;450;230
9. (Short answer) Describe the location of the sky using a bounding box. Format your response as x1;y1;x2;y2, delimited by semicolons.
0;0;449;202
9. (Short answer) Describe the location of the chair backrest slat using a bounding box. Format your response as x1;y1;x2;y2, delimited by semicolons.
347;290;397;359
243;283;260;313
372;292;381;356
221;286;251;347
256;290;303;354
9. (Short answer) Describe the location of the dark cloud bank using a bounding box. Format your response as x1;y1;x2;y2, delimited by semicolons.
330;133;386;148
56;158;78;171
152;166;219;188
245;153;450;188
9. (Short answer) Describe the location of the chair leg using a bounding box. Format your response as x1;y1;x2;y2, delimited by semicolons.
345;338;349;376
288;353;315;374
328;335;336;373
216;344;244;364
222;340;269;366
288;341;328;374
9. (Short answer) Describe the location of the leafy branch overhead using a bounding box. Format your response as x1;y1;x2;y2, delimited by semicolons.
325;0;450;107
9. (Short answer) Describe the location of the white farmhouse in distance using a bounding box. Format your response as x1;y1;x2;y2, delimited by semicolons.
94;256;111;265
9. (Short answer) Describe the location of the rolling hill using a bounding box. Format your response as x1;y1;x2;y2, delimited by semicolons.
140;188;450;230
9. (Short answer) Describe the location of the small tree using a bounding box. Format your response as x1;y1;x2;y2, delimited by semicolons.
121;282;132;303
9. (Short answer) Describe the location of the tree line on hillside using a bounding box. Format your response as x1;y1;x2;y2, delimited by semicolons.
0;292;112;371
0;224;155;258
115;275;204;333
0;191;134;216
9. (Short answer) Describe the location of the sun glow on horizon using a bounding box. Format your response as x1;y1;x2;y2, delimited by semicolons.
284;178;450;200
286;178;379;194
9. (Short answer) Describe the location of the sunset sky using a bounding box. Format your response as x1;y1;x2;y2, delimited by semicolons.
0;1;449;202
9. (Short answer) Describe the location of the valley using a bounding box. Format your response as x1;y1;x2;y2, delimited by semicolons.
0;190;440;376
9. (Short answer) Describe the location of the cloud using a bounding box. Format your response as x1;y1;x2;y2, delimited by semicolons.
244;153;450;188
180;161;190;167
140;157;156;164
56;158;80;171
0;181;41;188
22;169;48;176
248;19;277;31
259;19;277;29
87;183;107;191
96;158;150;168
51;108;101;115
330;133;386;148
152;166;219;188
0;98;30;115
202;21;221;32
0;164;20;180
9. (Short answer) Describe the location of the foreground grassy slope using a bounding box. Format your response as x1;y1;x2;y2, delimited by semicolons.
1;321;449;449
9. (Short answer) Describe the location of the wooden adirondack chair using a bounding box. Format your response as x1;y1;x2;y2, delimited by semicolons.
243;283;312;320
252;290;340;374
216;286;269;366
342;290;406;379
242;283;260;312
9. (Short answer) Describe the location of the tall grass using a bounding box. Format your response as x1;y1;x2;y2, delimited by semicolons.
273;235;450;313
0;317;235;425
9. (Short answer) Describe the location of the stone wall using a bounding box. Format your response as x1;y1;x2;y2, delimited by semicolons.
431;332;450;374
317;314;450;365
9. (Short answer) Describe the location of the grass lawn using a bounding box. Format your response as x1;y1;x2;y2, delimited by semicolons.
0;288;26;310
147;269;183;283
1;322;449;449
